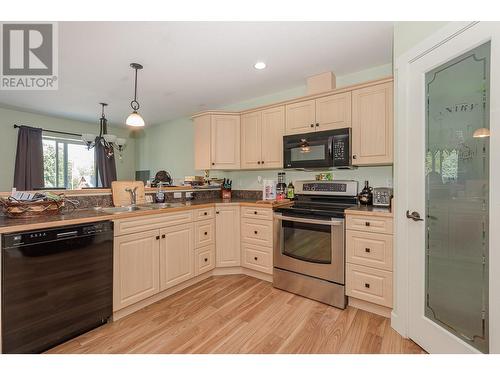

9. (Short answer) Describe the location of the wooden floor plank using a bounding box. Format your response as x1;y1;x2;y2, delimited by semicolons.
47;275;425;354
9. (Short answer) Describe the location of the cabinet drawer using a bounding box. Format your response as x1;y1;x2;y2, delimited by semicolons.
196;244;215;275
114;210;193;236
346;263;392;308
194;207;215;221
241;243;272;274
346;215;393;234
346;230;393;271
241;206;273;220
194;219;215;248
241;218;273;247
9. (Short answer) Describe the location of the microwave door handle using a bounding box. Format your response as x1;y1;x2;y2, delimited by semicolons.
329;137;334;165
274;214;343;226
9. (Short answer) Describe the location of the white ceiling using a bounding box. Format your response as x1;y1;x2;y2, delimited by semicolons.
0;22;393;127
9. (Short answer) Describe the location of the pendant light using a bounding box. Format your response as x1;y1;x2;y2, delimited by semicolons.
126;63;145;127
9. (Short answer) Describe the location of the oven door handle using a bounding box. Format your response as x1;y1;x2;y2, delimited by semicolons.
274;214;344;226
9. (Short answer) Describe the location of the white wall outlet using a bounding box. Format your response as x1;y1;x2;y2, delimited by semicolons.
174;192;182;199
145;195;153;203
386;178;393;188
186;192;193;199
257;176;263;185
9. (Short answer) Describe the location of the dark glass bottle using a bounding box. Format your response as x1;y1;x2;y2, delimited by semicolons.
276;172;287;201
287;181;295;199
358;180;373;205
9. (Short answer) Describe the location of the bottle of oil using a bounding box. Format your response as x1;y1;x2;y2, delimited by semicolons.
287;181;295;199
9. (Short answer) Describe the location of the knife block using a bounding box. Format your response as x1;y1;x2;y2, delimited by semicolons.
221;188;232;199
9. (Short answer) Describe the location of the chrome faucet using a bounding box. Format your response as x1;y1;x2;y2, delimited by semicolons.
125;186;138;205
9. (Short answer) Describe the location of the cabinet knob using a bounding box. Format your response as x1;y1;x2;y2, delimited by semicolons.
211;162;215;165
254;211;258;215
204;212;207;216
257;161;261;164
365;283;370;289
365;247;371;253
353;155;357;160
365;222;370;226
254;230;258;234
204;231;208;235
162;234;166;239
156;235;160;240
204;258;208;262
261;161;264;164
216;211;220;214
254;257;258;261
310;124;314;128
315;123;319;127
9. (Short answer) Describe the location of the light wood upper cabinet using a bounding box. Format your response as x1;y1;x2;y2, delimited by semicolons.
159;223;195;291
261;106;284;168
215;205;241;267
240;111;262;169
113;229;160;311
211;115;241;169
193;115;212;170
285;99;316;135
352;82;393;165
241;106;284;169
193;113;240;170
315;92;351;131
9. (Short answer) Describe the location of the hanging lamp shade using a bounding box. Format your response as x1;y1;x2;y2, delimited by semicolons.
126;111;145;127
126;63;145;127
473;127;490;138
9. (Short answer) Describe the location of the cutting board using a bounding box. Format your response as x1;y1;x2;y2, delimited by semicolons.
111;181;146;207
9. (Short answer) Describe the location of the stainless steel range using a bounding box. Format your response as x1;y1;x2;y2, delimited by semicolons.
273;180;358;309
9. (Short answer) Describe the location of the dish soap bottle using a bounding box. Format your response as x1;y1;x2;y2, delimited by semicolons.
287;181;295;199
358;180;373;205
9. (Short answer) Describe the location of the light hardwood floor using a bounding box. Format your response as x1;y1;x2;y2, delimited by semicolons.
47;275;425;354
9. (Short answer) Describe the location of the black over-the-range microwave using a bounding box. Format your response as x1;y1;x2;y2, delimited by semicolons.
283;128;352;169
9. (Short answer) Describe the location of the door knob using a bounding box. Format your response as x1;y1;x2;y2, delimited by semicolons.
406;210;424;221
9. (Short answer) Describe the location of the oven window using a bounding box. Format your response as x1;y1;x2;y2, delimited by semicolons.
290;144;326;162
281;220;331;264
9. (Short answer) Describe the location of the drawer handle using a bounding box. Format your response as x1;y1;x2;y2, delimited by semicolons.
365;247;371;253
365;283;370;289
254;211;258;214
216;211;220;214
254;256;258;261
204;231;208;235
365;222;370;226
204;212;208;216
254;230;258;234
204;258;208;262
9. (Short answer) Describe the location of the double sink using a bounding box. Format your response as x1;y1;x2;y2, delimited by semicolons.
95;202;185;214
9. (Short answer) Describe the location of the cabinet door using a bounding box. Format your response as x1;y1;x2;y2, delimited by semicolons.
285;100;316;135
211;115;241;169
159;223;195;291
113;230;160;311
315;92;352;131
215;205;241;267
261;106;285;169
240;111;262;169
193;114;212;170
352;82;393;165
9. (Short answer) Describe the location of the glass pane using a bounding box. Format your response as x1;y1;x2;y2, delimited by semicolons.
57;142;65;188
425;42;490;353
42;139;57;188
282;221;331;264
290;144;326;162
67;143;96;189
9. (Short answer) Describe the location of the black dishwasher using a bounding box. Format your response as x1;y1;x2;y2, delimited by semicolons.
1;221;113;353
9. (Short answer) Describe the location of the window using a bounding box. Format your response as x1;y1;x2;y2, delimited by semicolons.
43;137;97;189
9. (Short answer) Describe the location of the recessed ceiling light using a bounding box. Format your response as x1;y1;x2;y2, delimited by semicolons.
254;62;266;70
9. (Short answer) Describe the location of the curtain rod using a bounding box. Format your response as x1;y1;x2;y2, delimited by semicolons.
13;124;82;137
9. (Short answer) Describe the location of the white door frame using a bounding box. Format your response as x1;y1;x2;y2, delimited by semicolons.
393;21;500;353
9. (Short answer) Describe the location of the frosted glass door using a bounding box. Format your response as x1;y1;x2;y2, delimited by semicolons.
425;42;490;353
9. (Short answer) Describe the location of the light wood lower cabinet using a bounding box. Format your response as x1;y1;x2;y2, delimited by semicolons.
240;206;273;275
215;205;241;267
113;229;160;311
345;212;394;311
241;242;272;274
159;223;195;291
196;244;216;275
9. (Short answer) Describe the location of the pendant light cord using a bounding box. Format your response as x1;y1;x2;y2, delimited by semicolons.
131;66;140;111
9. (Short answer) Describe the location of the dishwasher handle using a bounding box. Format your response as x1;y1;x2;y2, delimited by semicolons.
274;214;344;226
56;230;79;239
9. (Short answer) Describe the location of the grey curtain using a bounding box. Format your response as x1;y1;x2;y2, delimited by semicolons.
95;142;117;187
13;126;44;190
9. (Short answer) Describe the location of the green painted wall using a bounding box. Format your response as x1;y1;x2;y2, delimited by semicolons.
0;106;137;191
393;21;449;58
136;63;394;190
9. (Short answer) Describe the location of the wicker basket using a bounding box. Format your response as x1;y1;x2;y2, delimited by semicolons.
0;195;76;218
